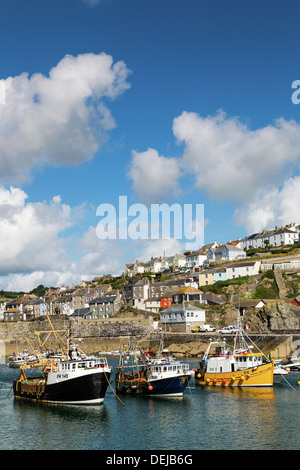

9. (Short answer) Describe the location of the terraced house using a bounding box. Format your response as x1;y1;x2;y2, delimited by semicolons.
240;224;299;250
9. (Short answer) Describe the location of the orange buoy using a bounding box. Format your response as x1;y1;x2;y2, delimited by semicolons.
148;385;153;390
222;378;227;384
213;378;217;384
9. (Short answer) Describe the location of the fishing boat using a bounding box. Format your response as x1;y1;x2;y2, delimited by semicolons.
143;359;192;397
194;325;274;387
12;316;111;405
7;350;37;368
115;343;192;397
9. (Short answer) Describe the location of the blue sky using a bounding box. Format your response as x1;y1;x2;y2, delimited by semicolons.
0;0;300;291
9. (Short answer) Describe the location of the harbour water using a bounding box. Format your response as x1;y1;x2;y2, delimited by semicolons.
0;357;299;451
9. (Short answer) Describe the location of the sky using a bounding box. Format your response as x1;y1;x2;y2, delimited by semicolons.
0;0;300;291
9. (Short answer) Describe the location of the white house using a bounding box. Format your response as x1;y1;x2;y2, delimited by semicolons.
144;257;169;273
261;259;300;271
240;224;299;251
160;304;206;332
226;261;261;279
207;244;246;262
186;243;218;269
167;254;187;269
144;297;161;313
124;260;145;277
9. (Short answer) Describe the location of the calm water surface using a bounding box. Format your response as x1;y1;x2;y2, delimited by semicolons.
0;358;299;450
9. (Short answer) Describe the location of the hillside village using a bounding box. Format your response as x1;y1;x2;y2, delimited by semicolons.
1;222;300;332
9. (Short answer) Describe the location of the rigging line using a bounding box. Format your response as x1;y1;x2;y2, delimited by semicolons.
280;373;297;391
242;332;270;362
104;370;125;406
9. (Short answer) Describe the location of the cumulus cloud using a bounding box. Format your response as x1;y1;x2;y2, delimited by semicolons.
0;52;130;183
128;110;300;235
173;110;300;201
137;238;186;263
127;148;181;204
234;176;300;234
77;225;124;277
0;186;75;276
128;111;300;204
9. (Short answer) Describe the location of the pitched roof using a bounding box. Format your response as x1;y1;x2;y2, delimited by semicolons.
226;261;257;268
171;286;203;295
89;295;117;304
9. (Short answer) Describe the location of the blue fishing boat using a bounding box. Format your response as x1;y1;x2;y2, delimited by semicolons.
115;343;192;397
143;359;192;397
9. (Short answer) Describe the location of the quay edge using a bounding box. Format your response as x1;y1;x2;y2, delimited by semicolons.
0;316;299;360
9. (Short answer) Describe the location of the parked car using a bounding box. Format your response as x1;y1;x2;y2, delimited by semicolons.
217;325;239;334
191;324;215;333
199;324;216;332
191;325;201;333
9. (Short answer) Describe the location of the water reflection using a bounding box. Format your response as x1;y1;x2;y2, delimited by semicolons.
1;362;299;450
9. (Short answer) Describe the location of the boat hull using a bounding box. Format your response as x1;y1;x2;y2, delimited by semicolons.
143;374;191;397
13;370;111;405
195;362;274;387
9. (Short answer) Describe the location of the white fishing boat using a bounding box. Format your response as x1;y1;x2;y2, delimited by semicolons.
7;350;37;368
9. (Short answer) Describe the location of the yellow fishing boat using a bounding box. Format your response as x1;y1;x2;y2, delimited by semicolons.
195;327;274;387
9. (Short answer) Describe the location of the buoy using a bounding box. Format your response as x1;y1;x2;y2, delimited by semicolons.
297;381;300;386
241;375;245;380
232;376;236;381
206;377;210;383
222;378;227;384
213;378;217;384
197;373;201;378
148;385;153;391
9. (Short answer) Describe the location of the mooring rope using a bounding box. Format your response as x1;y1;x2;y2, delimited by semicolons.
104;370;125;406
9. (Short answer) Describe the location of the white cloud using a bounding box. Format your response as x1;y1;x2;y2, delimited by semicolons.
137;238;186;263
127;148;181;204
1;270;79;293
173;110;300;202
0;187;125;290
128;110;300;236
0;186;75;276
234;176;300;234
77;226;124;278
128;111;300;204
0;52;130;184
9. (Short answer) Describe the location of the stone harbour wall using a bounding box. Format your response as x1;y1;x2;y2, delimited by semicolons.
0;316;153;355
0;314;299;358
